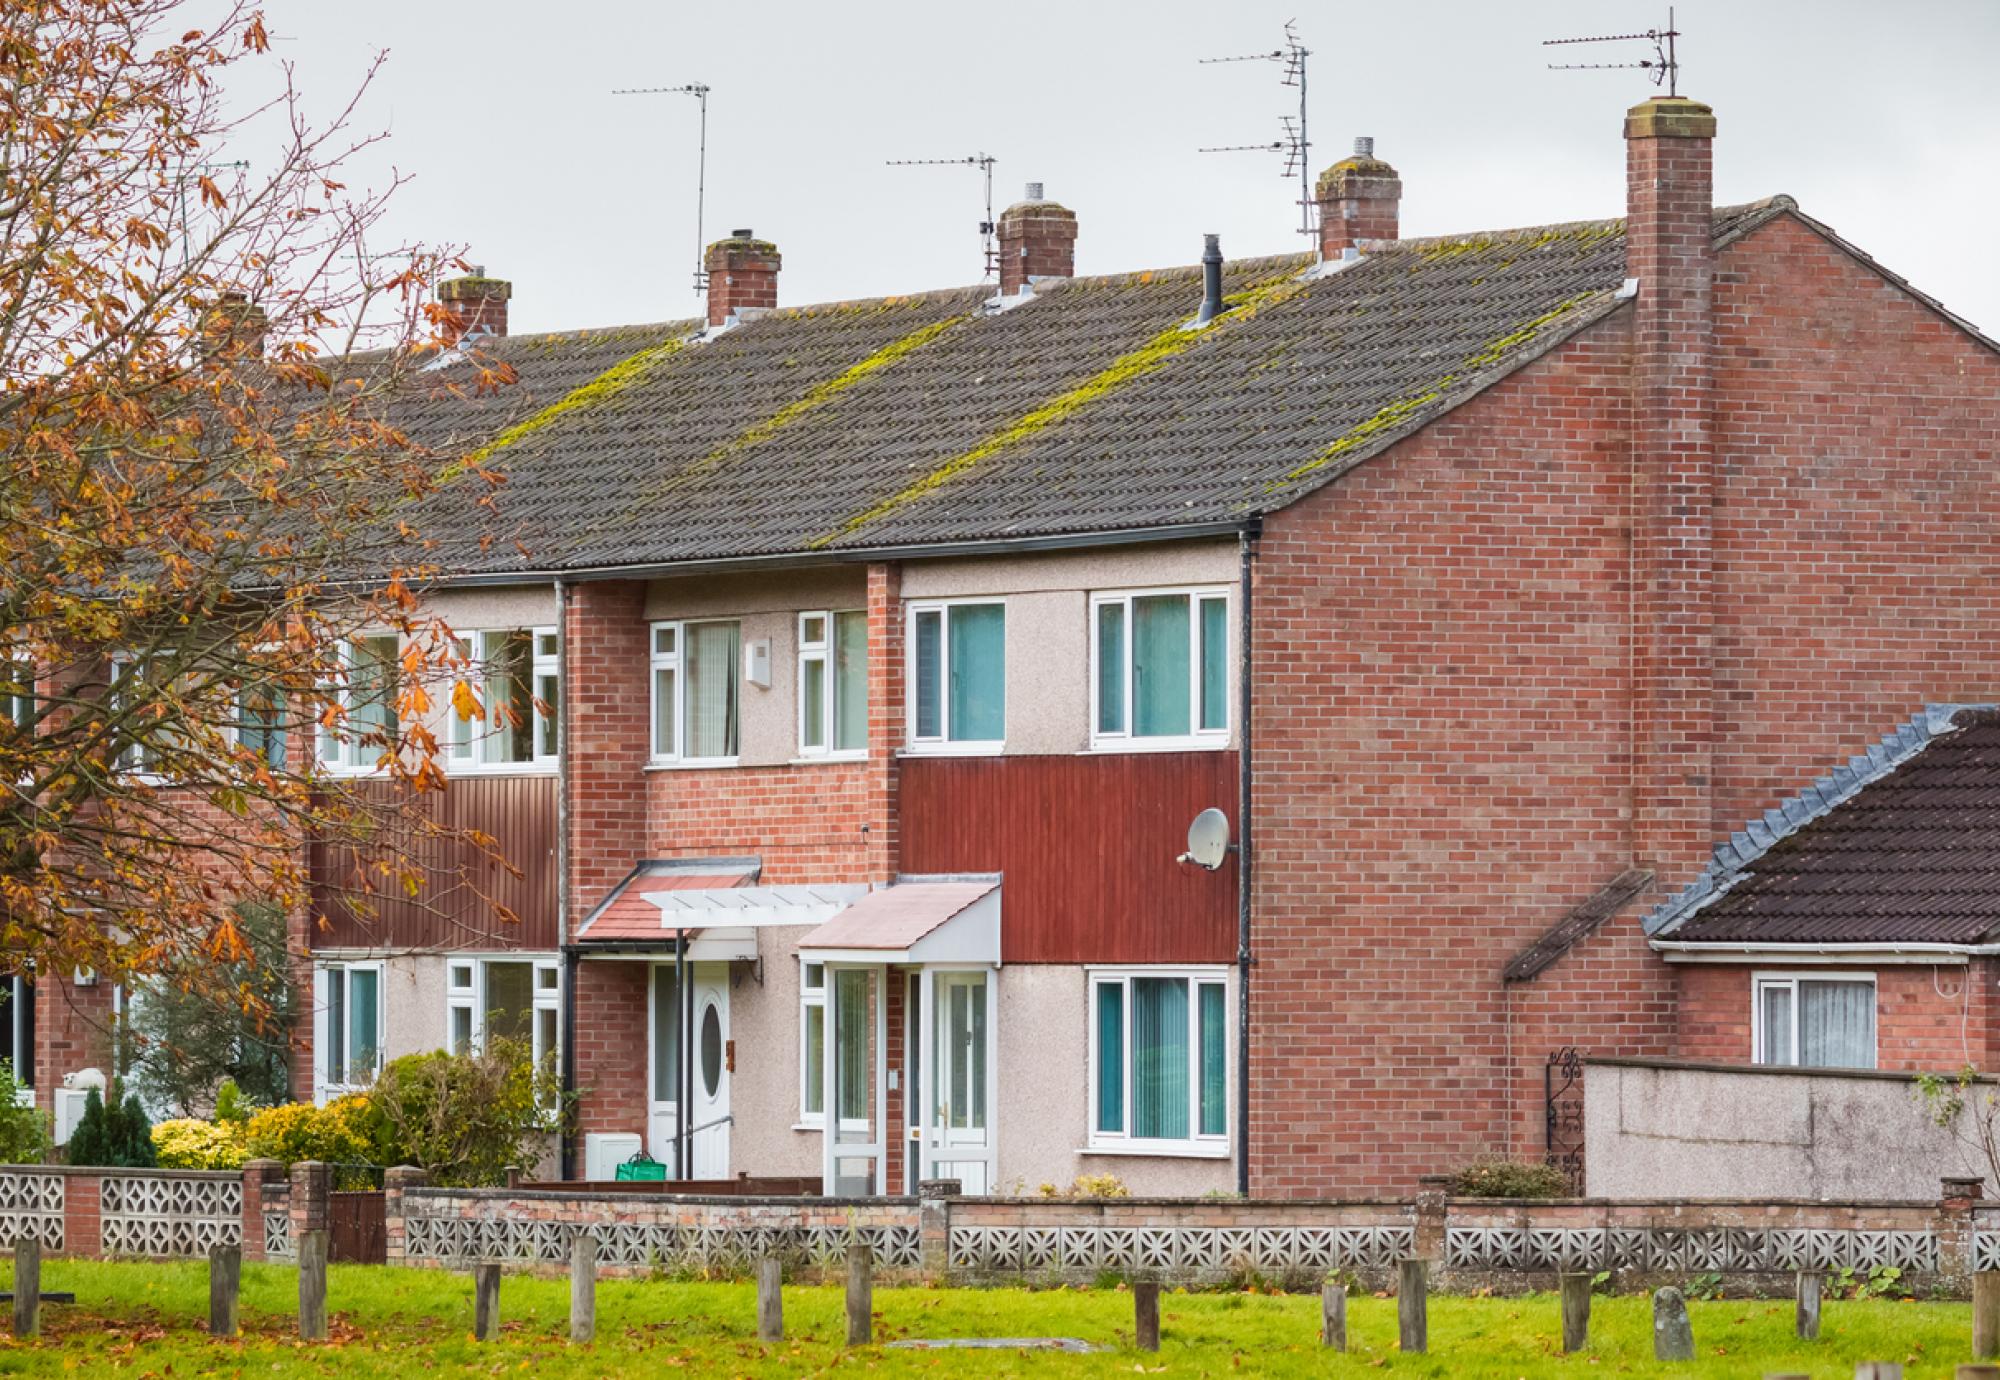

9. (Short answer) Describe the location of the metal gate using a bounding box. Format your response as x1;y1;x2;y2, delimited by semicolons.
329;1191;386;1264
1544;1046;1585;1193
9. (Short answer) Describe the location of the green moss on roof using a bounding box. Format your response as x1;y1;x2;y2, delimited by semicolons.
812;267;1313;548
448;332;693;476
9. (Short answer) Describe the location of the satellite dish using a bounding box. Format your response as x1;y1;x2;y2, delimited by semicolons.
1179;807;1232;871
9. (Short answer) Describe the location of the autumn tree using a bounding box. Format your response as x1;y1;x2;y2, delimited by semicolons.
0;0;523;1053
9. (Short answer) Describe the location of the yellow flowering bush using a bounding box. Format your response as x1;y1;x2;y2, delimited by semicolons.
151;1118;249;1170
243;1097;375;1173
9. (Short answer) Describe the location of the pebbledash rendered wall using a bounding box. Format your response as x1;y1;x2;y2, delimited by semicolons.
387;1178;2000;1294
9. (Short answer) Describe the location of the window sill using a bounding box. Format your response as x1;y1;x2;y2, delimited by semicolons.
1085;738;1232;755
788;753;869;767
444;763;559;778
790;1122;825;1133
644;758;743;772
1079;1141;1231;1160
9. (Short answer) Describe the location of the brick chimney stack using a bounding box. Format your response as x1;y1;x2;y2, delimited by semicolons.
1625;95;1718;883
437;268;512;342
704;230;781;328
197;290;268;360
1315;138;1401;261
997;184;1076;296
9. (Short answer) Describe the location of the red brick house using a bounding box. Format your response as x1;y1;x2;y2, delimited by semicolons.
36;91;2000;1197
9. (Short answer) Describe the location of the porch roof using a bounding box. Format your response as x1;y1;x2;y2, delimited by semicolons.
574;858;762;942
796;877;1001;964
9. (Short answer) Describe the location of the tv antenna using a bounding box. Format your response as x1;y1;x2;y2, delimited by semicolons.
167;160;251;271
1198;19;1313;238
612;83;712;296
885;153;999;279
1544;7;1681;97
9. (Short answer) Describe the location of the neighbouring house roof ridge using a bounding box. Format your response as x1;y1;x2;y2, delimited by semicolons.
1643;703;1997;941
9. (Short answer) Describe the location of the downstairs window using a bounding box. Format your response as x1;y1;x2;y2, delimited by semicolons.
1089;969;1228;1154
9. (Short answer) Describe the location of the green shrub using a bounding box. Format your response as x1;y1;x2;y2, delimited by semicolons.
212;1079;254;1126
243;1098;372;1169
65;1086;157;1168
1449;1154;1571;1199
0;1061;49;1165
151;1118;249;1170
368;1038;563;1187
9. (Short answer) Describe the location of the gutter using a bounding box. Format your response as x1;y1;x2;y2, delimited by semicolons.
1234;526;1257;1196
1651;940;2000;965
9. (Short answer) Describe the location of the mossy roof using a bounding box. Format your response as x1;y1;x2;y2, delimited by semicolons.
393;198;1793;575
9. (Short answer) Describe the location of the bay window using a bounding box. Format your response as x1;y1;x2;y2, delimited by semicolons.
449;628;558;769
1754;973;1876;1069
1091;588;1229;748
799;611;868;757
650;620;741;763
317;634;400;772
1089;968;1228;1153
907;600;1004;750
315;961;383;1100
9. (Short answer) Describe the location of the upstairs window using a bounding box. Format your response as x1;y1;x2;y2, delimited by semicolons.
237;683;286;770
317;634;400;773
1089;969;1228;1154
449;628;558;769
799;611;868;757
650;620;741;764
1;657;31;736
907;601;1004;750
1091;589;1229;748
1754;973;1877;1070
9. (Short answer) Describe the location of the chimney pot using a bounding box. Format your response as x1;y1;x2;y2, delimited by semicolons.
437;270;513;343
704;230;782;328
1315;143;1401;262
996;188;1077;296
1195;234;1224;326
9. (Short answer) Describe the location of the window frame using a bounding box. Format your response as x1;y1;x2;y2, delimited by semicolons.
904;598;1006;755
1084;965;1230;1157
1088;586;1232;752
797;610;869;761
314;960;385;1102
316;634;401;775
446;954;562;1069
0;970;34;1094
447;627;559;773
648;618;743;767
1751;970;1878;1070
798;960;827;1127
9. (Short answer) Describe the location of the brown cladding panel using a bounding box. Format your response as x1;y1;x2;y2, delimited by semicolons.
309;774;558;951
899;753;1238;964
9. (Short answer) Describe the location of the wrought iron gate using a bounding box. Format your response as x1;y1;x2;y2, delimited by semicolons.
1544;1046;1585;1193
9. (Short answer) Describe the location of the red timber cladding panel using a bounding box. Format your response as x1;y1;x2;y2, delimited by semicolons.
898;752;1239;965
308;774;559;951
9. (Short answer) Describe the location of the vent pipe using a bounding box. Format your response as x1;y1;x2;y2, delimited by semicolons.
1195;234;1224;326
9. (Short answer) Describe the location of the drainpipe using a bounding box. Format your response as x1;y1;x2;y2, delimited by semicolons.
676;928;689;1177
1235;525;1256;1197
554;577;577;1180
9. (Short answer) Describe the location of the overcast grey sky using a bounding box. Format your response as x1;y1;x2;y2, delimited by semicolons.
252;0;1998;336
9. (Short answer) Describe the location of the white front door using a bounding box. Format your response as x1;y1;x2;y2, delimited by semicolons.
647;962;681;1173
689;972;730;1178
921;968;996;1193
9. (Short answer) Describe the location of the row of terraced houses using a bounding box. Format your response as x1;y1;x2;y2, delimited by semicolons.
24;94;2000;1197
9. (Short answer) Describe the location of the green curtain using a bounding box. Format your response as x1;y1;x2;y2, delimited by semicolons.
1132;978;1189;1139
948;604;1005;740
348;969;379;1078
1096;603;1126;734
485;961;532;1043
834;610;868;751
803;1005;825;1116
913;610;942;738
1094;983;1124;1134
1199;597;1228;731
801;656;826;750
1133;596;1190;737
1199;983;1225;1135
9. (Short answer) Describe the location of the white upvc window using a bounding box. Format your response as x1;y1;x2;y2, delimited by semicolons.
447;956;561;1095
448;627;558;770
0;971;34;1092
1753;971;1877;1070
798;960;826;1126
1087;967;1230;1156
906;599;1005;752
1090;587;1230;750
1;655;32;736
649;619;741;765
798;611;868;758
314;961;384;1102
235;680;287;770
316;634;400;773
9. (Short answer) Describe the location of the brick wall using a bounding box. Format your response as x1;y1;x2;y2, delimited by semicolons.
645;762;877;880
1678;961;2000;1071
571;960;649;1143
564;581;650;926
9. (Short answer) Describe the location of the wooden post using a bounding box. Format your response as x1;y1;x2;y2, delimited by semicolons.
1133;1280;1161;1352
569;1232;597;1345
845;1242;872;1347
297;1228;328;1341
1398;1258;1428;1355
1559;1271;1590;1353
757;1256;783;1343
473;1262;500;1342
1977;1271;2000;1359
1652;1285;1694;1362
1795;1269;1821;1341
1320;1280;1346;1351
11;1236;38;1339
209;1243;241;1338
1855;1365;1904;1380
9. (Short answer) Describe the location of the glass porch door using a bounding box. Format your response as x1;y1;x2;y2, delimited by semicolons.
822;965;886;1195
919;968;995;1193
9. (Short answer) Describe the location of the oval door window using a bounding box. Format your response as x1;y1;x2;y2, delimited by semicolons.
700;1002;723;1097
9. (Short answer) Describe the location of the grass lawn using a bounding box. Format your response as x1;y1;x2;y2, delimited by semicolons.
0;1258;1980;1376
